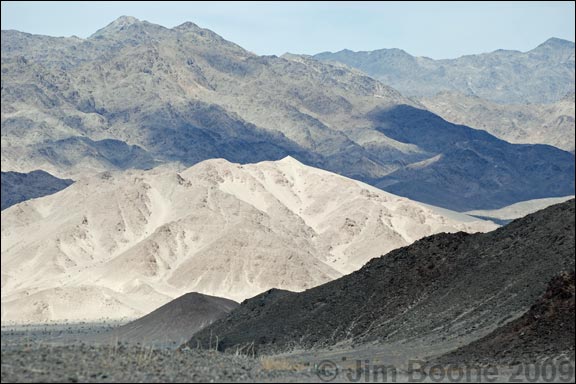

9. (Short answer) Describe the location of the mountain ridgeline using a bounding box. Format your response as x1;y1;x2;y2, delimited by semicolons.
1;17;574;211
313;38;575;104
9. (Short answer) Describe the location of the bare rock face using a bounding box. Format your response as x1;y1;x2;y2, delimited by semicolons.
2;18;574;211
0;157;496;324
313;38;575;104
188;200;575;356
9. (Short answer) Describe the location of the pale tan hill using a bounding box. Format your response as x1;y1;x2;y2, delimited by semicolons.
0;157;496;324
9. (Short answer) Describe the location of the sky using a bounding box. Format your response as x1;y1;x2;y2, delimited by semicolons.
1;1;574;59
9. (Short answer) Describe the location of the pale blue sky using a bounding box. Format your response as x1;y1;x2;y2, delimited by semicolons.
1;1;574;59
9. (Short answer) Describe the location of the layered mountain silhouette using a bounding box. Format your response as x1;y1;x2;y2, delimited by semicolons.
1;170;73;210
0;157;495;323
187;200;575;356
313;38;575;104
2;18;574;211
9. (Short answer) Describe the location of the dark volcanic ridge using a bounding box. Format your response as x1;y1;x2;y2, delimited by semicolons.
96;292;239;347
186;200;575;357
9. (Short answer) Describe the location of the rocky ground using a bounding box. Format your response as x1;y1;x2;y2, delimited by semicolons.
1;344;259;383
3;337;574;383
2;323;575;383
0;324;317;383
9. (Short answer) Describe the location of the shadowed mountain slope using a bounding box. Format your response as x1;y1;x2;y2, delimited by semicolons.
1;170;73;210
419;91;575;153
2;19;574;211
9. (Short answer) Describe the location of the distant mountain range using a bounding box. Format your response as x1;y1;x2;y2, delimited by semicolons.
2;17;574;211
313;38;575;104
0;157;496;324
188;199;575;358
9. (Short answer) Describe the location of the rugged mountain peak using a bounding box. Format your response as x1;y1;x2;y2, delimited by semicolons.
375;47;412;56
279;52;312;63
535;37;575;50
173;21;202;32
93;15;140;32
2;20;574;210
114;15;141;25
89;15;164;40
